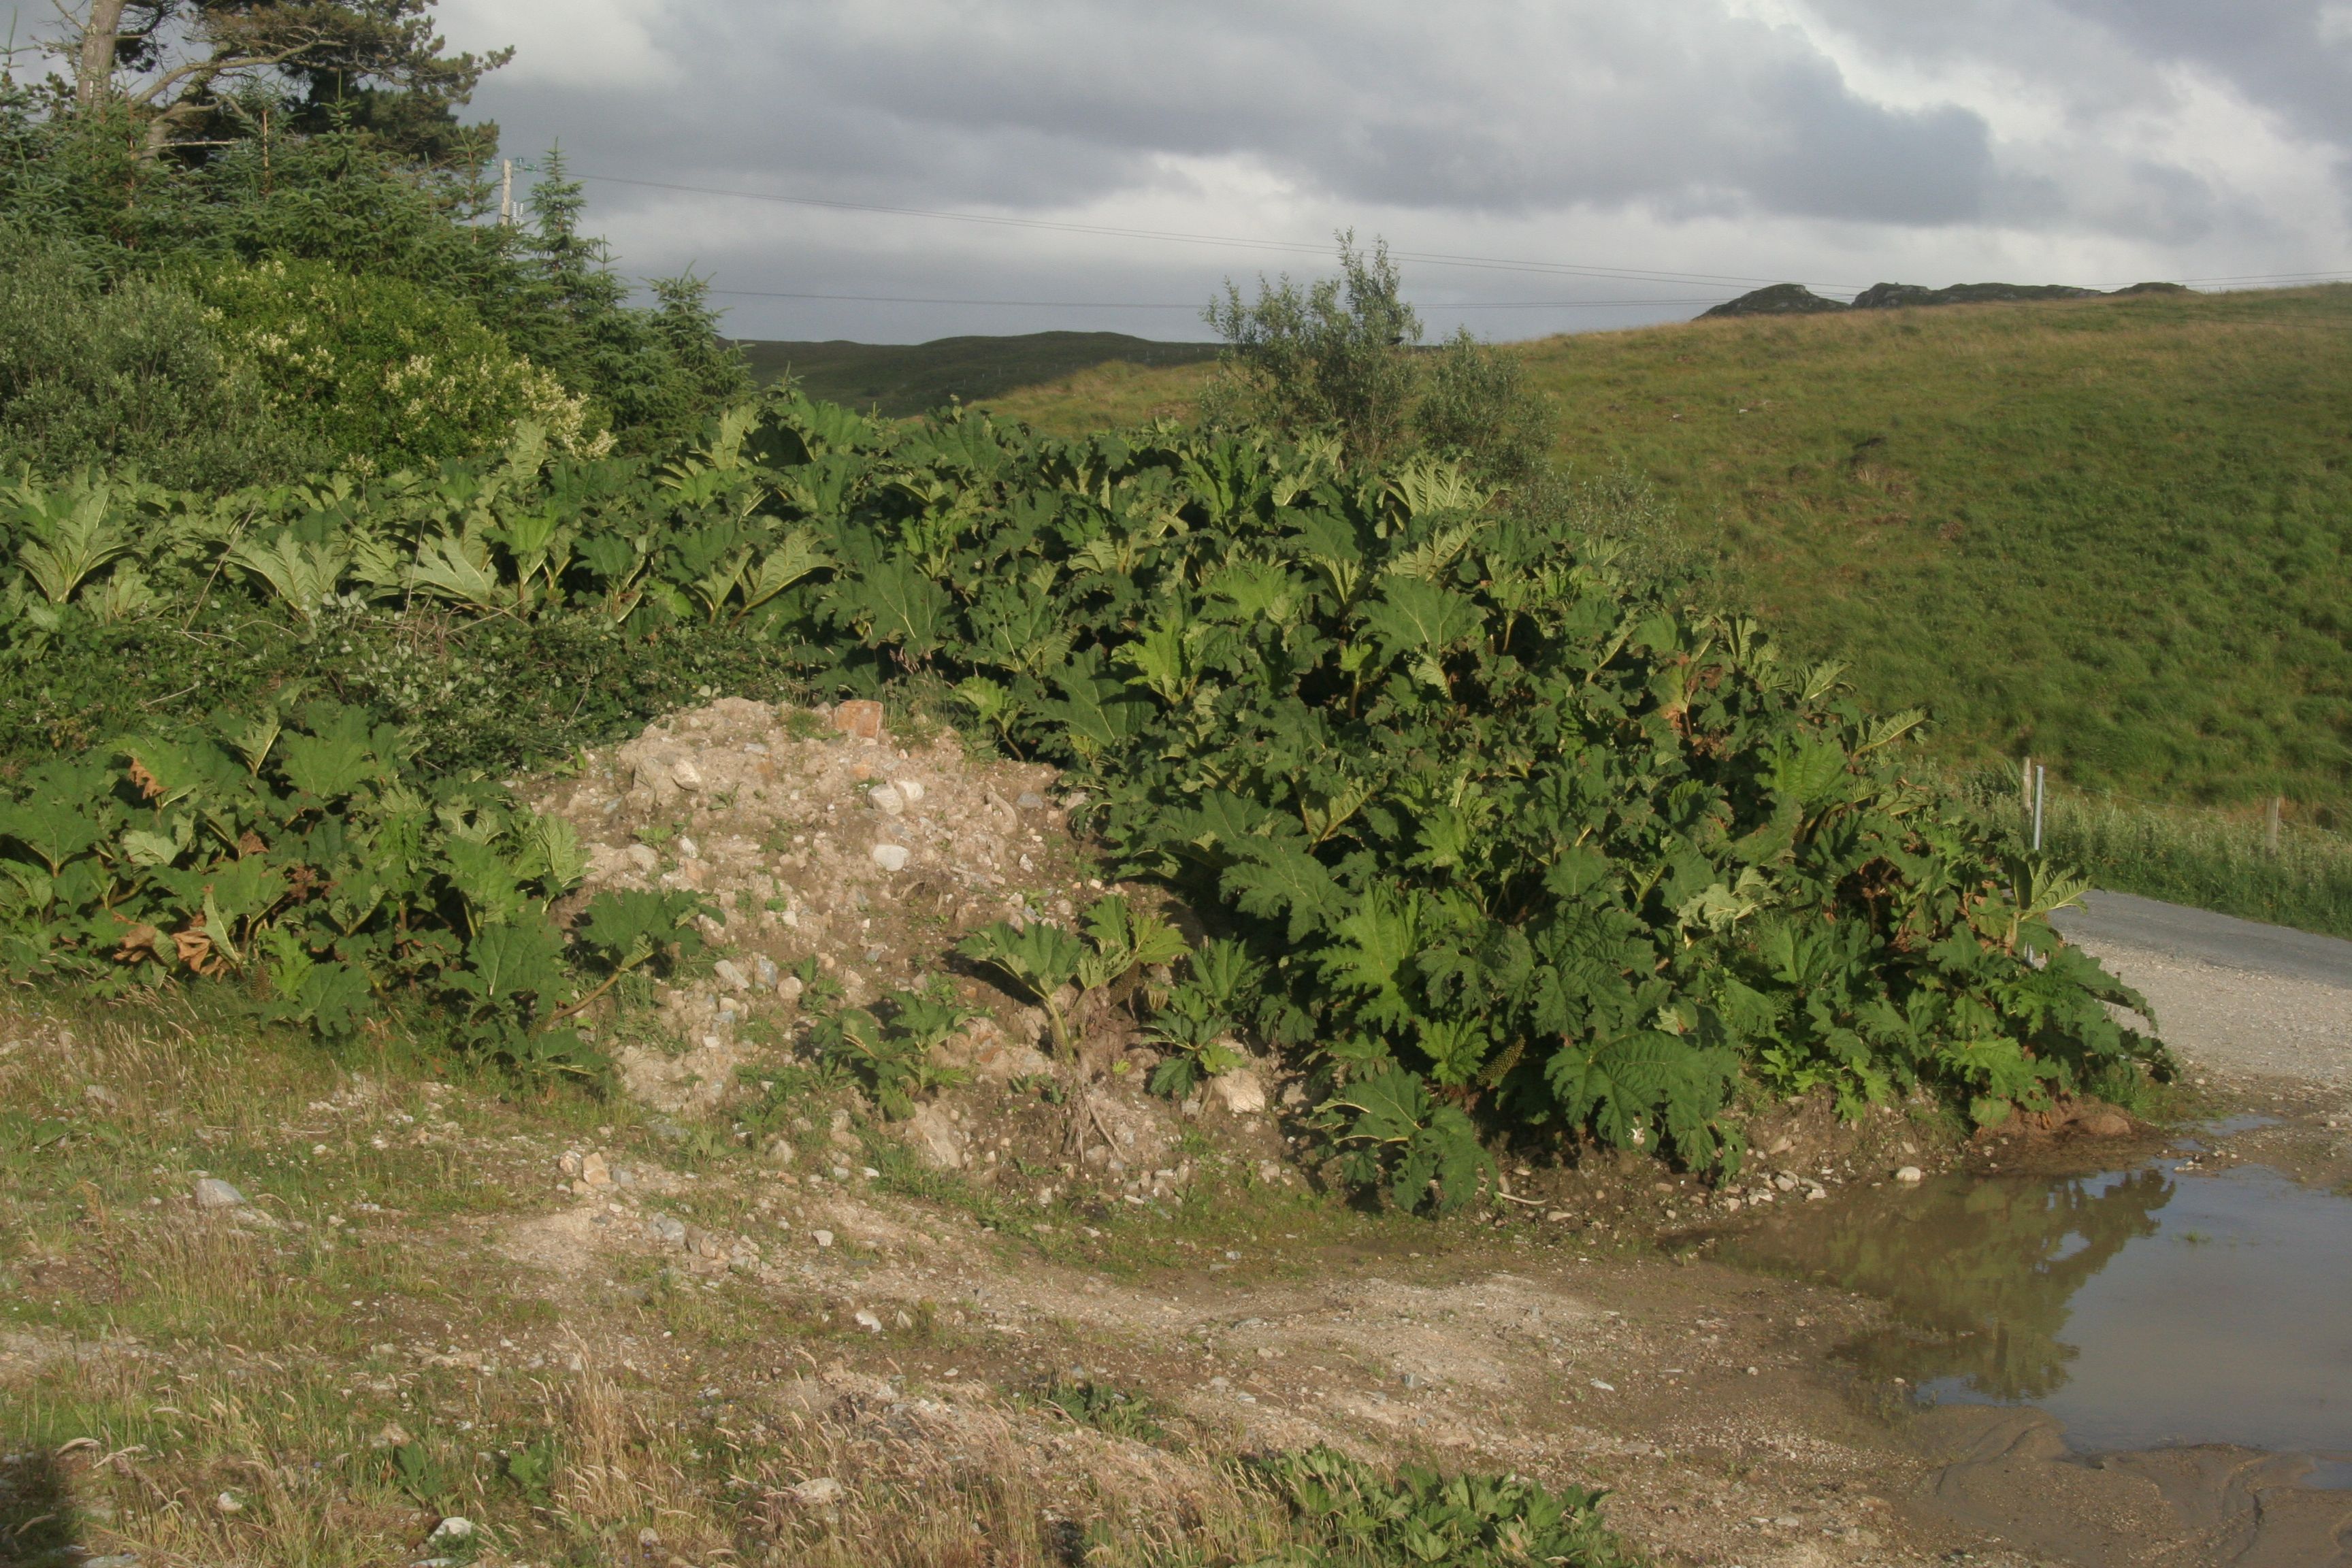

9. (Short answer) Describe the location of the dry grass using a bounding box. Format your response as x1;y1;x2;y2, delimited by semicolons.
3;1004;1592;1568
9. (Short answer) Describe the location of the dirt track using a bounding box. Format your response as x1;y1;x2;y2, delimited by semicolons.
2054;890;2352;1087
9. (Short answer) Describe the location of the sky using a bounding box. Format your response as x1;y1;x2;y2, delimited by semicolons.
21;0;2352;342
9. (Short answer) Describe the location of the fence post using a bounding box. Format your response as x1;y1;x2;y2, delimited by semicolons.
2267;795;2282;857
2033;764;2046;853
2021;755;2034;828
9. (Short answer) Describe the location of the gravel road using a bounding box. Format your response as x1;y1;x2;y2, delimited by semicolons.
2052;891;2352;1086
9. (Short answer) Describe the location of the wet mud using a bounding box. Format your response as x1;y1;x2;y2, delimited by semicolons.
1715;1103;2352;1565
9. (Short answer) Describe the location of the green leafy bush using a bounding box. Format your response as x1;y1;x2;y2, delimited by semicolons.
191;257;611;468
1039;1377;1173;1444
1244;1445;1627;1568
957;893;1186;1056
0;696;702;1073
0;391;2163;1184
807;981;973;1119
0;226;323;489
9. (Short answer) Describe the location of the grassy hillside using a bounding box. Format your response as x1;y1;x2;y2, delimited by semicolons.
989;287;2352;822
732;331;1218;416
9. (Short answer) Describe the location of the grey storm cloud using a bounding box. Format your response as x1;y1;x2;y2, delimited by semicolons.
336;0;2352;334
521;2;2006;227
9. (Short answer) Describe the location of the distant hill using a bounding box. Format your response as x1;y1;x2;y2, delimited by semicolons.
985;285;2352;816
729;331;1221;416
1702;278;2187;317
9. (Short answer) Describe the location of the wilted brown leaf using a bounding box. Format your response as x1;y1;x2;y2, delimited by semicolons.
114;923;163;964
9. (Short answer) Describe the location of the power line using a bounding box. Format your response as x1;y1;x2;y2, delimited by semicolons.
578;172;1797;291
706;287;1726;309
579;171;2348;308
2169;267;2352;284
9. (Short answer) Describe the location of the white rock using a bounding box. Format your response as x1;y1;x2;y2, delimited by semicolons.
671;760;703;791
580;1152;612;1188
812;1229;834;1248
894;777;926;803
870;843;910;872
791;1477;847;1506
194;1178;245;1209
712;959;749;992
777;975;804;1003
753;955;779;987
853;1309;884;1333
903;1104;968;1170
215;1492;242;1514
427;1518;475;1546
1211;1069;1267;1115
868;785;905;815
625;844;658;873
676;835;700;860
1894;1165;1924;1183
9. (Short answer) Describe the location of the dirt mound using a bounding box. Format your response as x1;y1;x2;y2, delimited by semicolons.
533;698;1288;1210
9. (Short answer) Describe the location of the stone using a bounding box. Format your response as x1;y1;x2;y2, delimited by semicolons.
894;778;926;803
216;1492;243;1514
870;843;910;872
832;700;884;740
625;843;658;873
812;1229;834;1248
1211;1069;1267;1115
792;1476;847;1506
713;959;750;992
2078;1108;2133;1138
580;1152;612;1188
671;760;704;791
1016;791;1047;809
194;1178;245;1209
853;1309;884;1333
868;785;905;815
753;955;779;988
1893;1165;1924;1183
778;975;804;1003
648;1213;688;1247
427;1518;475;1546
969;1033;1051;1083
903;1104;968;1170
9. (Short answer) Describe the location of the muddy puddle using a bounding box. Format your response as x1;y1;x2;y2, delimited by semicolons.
1722;1145;2352;1456
1719;1131;2352;1563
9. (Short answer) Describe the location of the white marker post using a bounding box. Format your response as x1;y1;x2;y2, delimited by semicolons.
2032;764;2046;852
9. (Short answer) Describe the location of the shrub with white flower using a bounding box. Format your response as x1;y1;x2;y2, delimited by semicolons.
194;259;612;468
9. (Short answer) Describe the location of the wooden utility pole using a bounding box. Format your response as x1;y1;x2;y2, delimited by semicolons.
499;159;514;226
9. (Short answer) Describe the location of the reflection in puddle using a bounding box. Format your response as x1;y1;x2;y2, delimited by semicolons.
1720;1159;2352;1454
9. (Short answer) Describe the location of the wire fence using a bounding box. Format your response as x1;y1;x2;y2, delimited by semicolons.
1927;761;2352;941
